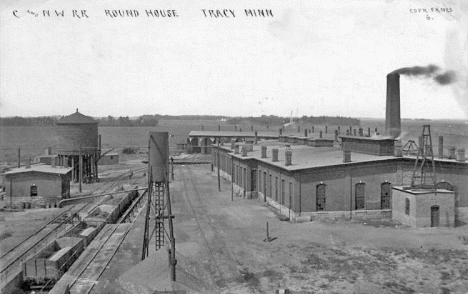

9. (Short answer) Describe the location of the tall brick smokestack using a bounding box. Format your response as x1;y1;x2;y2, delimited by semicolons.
385;73;401;138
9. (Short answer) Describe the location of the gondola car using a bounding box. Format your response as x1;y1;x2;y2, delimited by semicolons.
23;237;84;289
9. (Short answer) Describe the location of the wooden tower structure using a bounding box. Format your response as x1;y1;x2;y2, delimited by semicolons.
410;125;437;189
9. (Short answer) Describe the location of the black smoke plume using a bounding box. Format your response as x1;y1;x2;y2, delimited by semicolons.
390;64;457;85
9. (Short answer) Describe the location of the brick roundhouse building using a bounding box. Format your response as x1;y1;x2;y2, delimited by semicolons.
211;134;468;227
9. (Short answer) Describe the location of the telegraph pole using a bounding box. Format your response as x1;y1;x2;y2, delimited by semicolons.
217;140;221;191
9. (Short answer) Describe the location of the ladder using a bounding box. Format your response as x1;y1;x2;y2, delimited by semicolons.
155;182;165;250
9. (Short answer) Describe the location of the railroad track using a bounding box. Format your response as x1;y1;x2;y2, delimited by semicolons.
0;169;146;289
179;166;238;292
64;193;147;294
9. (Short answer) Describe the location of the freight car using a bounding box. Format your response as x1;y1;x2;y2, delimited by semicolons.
23;237;84;290
83;187;139;225
63;221;105;247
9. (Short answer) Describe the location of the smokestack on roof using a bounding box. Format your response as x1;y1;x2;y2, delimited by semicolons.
385;73;401;138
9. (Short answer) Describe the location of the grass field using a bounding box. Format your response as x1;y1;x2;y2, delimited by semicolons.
1;119;467;164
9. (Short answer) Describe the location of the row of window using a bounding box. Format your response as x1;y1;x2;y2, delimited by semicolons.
257;169;293;207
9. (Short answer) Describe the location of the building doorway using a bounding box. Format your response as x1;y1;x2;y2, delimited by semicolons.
381;182;391;209
251;169;257;192
30;185;38;197
355;183;365;210
316;184;326;211
431;205;440;227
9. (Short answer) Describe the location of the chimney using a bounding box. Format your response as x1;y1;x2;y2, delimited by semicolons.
235;125;237;132
353;129;357;136
367;128;371;137
438;136;444;159
231;139;235;149
254;131;258;144
261;145;267;158
241;146;248;157
279;128;283;135
448;146;456;159
334;130;338;141
385;73;401;138
325;126;328;134
218;125;221;131
343;150;351;163
285;150;292;166
319;131;323;139
346;130;350;135
312;125;314;133
304;129;308;137
234;144;240;154
272;148;279;162
338;126;341;134
456;148;465;162
394;140;403;157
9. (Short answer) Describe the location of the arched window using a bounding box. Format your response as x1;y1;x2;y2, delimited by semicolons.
316;183;326;211
381;182;392;209
355;183;365;210
436;181;454;191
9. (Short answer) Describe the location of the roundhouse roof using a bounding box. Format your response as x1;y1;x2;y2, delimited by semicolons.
57;109;97;124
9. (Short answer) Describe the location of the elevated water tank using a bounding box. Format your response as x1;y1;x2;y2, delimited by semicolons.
56;109;98;155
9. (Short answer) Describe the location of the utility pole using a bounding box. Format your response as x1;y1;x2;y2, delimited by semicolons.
217;140;221;191
231;157;234;201
79;147;83;193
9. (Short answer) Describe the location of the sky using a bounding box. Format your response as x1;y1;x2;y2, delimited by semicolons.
1;0;467;120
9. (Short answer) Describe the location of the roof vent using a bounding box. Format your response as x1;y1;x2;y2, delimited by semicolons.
343;150;351;163
272;148;279;162
261;145;267;158
285;150;292;166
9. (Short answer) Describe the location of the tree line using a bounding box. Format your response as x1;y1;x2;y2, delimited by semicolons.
0;115;159;127
0;114;360;127
227;115;360;126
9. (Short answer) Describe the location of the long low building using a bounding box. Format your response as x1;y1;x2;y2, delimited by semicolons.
211;135;468;227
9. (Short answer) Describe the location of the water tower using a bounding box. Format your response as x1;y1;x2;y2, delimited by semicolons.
56;109;100;184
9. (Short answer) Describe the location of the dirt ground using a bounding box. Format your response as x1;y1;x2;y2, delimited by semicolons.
92;163;468;294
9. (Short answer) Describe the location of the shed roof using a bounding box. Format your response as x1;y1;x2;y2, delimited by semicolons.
56;109;97;124
3;165;72;176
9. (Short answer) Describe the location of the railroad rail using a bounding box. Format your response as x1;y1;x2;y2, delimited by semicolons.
0;202;89;287
0;169;146;289
59;193;147;294
117;189;148;223
0;205;76;260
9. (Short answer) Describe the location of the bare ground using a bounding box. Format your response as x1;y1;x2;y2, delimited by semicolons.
93;163;468;294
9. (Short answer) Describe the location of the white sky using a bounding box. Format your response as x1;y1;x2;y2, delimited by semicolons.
1;0;467;119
